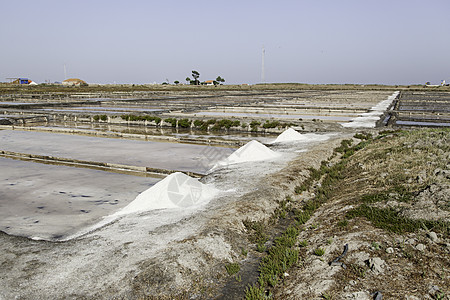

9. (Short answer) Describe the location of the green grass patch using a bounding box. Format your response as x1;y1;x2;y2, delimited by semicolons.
225;263;240;275
313;248;325;256
346;204;449;236
244;284;266;300
257;227;300;287
298;240;308;247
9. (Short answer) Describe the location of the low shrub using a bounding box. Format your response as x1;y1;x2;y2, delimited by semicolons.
178;118;191;128
164;118;177;127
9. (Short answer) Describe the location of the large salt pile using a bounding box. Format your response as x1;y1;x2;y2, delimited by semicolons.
271;128;330;143
113;172;218;216
212;140;280;169
342;91;399;128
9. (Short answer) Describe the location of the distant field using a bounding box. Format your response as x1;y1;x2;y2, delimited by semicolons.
1;82;449;95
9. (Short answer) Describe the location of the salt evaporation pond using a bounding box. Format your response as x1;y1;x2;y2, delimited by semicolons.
396;120;450;127
0;130;235;174
195;111;354;121
0;127;333;242
0;157;160;240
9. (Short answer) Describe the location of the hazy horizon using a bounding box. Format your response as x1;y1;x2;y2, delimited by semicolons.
2;0;449;85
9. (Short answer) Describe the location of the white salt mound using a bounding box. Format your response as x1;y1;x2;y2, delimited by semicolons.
271;128;329;143
272;128;304;143
114;172;218;216
213;140;280;168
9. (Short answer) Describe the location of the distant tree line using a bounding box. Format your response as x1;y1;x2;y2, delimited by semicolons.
184;70;225;86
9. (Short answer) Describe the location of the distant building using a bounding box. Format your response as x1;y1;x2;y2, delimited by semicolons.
62;78;88;86
8;78;31;85
203;80;215;86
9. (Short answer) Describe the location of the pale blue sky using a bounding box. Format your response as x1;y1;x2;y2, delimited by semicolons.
1;0;449;85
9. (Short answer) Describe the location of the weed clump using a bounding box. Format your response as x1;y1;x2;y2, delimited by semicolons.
225;263;240;275
313;248;325;256
257;225;300;288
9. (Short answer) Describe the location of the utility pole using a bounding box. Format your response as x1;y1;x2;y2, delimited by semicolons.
261;46;265;83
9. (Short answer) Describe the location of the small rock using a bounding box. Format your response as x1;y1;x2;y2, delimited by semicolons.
349;280;357;286
373;291;382;300
428;232;439;243
368;257;385;274
416;171;427;184
429;285;440;295
344;291;370;299
416;243;426;251
405;238;416;245
394;237;404;244
283;272;289;277
385;247;394;254
434;168;442;176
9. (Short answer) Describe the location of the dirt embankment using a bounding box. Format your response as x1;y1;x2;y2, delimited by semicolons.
273;129;449;299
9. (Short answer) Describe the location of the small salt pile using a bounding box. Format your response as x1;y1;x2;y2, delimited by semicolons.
271;128;329;144
272;128;305;143
113;172;218;216
212;140;280;169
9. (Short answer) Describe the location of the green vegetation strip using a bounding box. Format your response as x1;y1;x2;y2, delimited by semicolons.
347;204;449;236
244;135;373;299
117;115;295;132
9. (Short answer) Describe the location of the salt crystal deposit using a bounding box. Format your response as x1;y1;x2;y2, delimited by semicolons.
342;91;399;128
271;128;330;144
114;172;218;216
212;140;280;169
